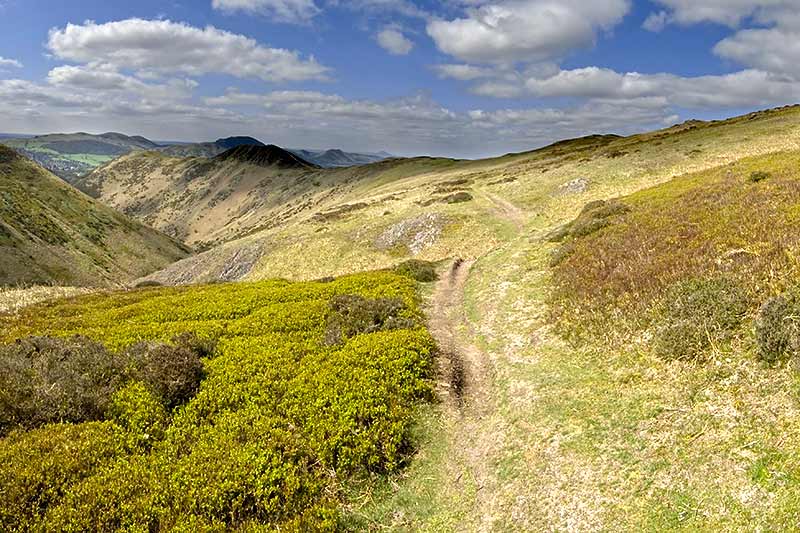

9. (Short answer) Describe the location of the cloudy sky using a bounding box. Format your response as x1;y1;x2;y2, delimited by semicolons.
0;0;798;158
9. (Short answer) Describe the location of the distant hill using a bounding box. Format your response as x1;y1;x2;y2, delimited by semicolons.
161;136;392;167
215;144;319;169
0;132;160;183
288;148;392;168
0;146;190;287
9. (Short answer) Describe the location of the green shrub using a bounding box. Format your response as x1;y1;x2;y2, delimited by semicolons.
0;272;434;530
755;294;800;363
652;277;749;360
324;294;416;345
749;171;771;183
0;336;128;434
42;454;165;532
0;422;126;531
108;381;169;451
394;259;438;282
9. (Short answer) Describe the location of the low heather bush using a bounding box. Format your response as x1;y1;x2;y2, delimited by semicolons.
755;294;800;363
394;259;438;283
0;336;128;434
127;333;210;410
0;333;211;434
324;294;416;345
652;277;749;360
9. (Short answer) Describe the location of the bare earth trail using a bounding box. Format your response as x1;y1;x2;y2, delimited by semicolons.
419;189;542;531
418;185;629;531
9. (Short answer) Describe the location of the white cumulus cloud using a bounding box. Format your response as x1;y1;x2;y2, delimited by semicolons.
645;0;795;28
376;28;414;55
47;18;329;82
426;0;630;64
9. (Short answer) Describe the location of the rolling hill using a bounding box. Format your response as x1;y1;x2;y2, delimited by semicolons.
0;146;190;287
1;132;160;182
79;144;455;251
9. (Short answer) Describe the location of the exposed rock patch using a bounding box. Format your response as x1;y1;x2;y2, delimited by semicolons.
374;213;447;255
556;177;590;195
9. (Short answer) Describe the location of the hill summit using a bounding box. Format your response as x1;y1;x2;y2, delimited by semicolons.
214;144;319;169
214;136;265;150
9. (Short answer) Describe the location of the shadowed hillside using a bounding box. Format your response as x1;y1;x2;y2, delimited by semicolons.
0;146;189;287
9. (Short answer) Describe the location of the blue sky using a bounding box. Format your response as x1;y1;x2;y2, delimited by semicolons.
0;0;798;158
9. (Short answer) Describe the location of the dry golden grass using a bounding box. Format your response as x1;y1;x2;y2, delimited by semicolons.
549;150;800;340
0;286;95;314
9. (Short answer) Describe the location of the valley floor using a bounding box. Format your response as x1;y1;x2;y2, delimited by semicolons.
353;181;800;531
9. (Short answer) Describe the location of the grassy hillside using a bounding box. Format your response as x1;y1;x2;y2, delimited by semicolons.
88;105;800;287
0;269;436;530
550;150;800;341
81;148;460;251
0;146;189;287
344;106;800;531
8;105;800;530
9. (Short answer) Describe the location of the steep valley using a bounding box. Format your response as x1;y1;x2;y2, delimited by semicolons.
0;146;189;287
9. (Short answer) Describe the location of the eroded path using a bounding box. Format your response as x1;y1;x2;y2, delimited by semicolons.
416;191;535;531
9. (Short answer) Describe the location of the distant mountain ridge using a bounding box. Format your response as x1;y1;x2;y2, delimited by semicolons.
289;148;393;168
161;137;392;167
157;136;265;158
0;131;395;182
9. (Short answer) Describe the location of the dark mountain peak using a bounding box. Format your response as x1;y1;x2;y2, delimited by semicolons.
215;144;319;169
322;148;346;156
215;136;266;150
130;135;159;146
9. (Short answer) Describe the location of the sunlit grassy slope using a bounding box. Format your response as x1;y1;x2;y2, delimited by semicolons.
0;146;189;287
338;106;800;531
0;270;436;531
103;105;800;286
